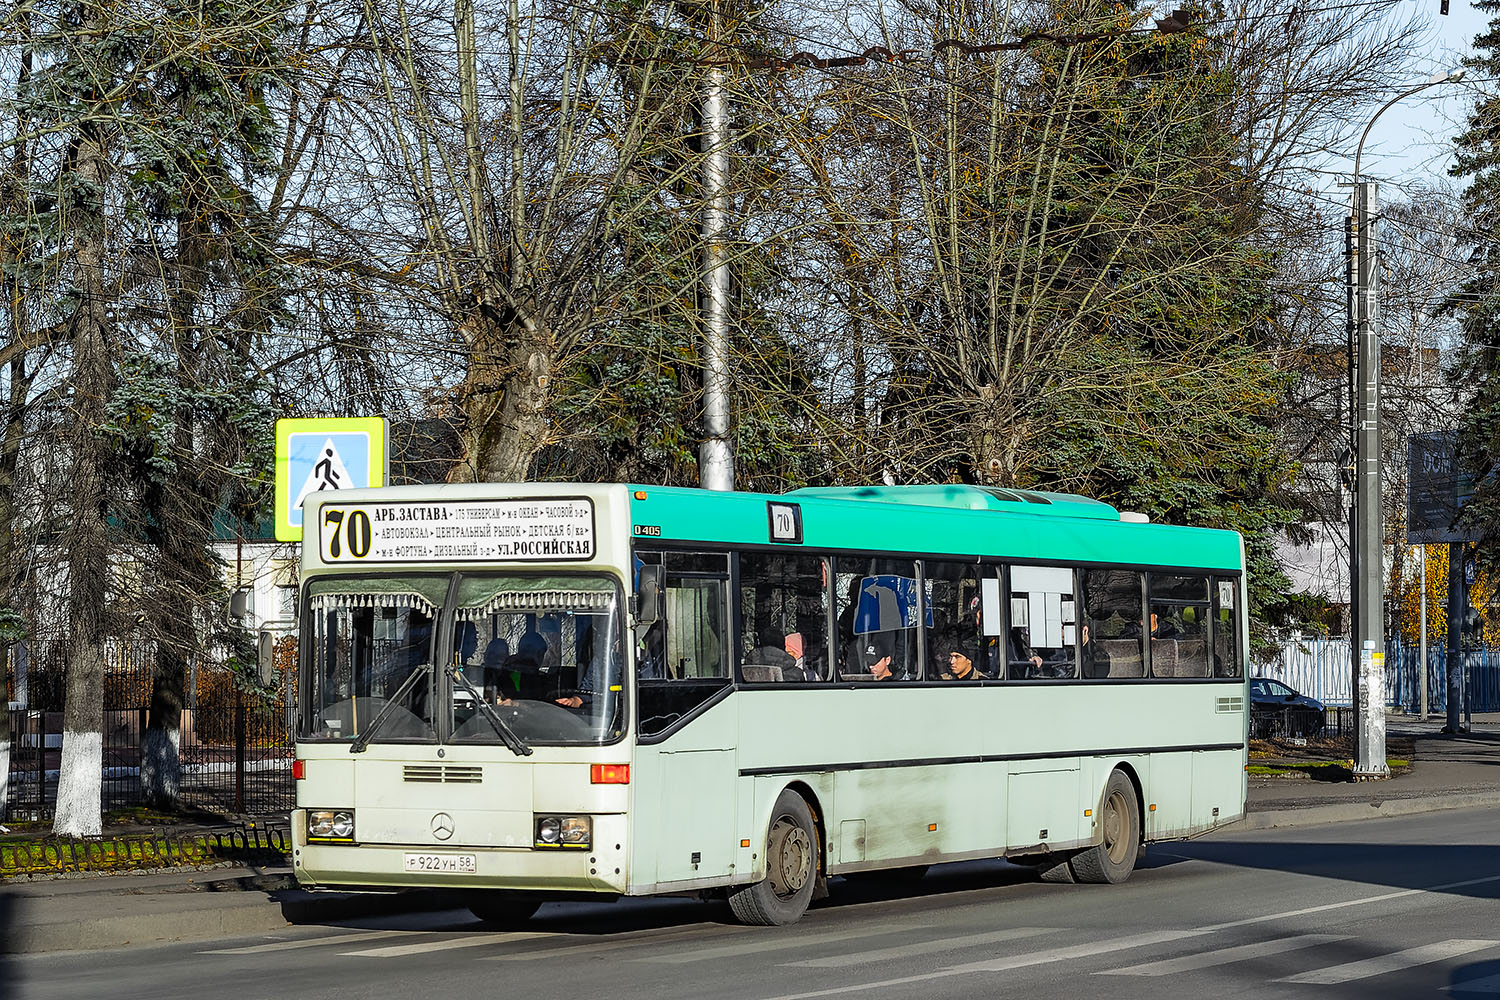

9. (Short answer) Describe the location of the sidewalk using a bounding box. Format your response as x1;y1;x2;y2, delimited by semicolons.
1242;712;1500;829
5;713;1500;956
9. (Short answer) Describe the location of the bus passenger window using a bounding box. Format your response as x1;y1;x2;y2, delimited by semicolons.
1212;578;1243;677
739;553;830;683
635;550;731;739
1006;565;1076;679
1149;575;1211;678
1079;568;1144;679
923;561;987;681
835;559;919;681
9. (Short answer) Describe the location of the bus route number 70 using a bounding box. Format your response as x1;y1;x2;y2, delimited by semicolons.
322;507;373;560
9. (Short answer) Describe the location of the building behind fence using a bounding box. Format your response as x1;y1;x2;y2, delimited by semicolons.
4;638;295;821
1259;637;1500;714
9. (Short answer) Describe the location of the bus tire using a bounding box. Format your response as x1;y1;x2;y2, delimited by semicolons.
1037;854;1077;883
728;790;818;926
1070;770;1140;885
468;892;542;927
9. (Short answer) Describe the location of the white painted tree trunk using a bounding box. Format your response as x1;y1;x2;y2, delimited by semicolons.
0;725;9;822
53;730;102;837
139;725;181;808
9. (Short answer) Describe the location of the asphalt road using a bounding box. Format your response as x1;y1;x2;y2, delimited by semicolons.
9;807;1500;1000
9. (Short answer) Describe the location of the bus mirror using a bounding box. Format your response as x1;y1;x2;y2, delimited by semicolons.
257;631;276;686
637;566;662;625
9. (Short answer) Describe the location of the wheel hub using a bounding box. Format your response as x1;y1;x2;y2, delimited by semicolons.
767;818;813;897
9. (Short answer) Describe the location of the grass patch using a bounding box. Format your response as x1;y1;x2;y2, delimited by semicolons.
1248;758;1412;780
0;811;290;878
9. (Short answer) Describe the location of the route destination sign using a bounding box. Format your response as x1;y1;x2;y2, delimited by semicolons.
317;498;595;564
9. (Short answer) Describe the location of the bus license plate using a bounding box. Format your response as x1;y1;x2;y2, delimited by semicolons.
403;853;477;874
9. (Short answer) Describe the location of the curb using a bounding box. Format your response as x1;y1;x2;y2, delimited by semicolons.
1239;790;1500;831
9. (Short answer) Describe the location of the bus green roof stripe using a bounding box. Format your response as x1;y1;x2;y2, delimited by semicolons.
627;485;1242;571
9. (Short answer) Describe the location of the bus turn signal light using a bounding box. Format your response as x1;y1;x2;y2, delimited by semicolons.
292;759;305;780
591;764;630;784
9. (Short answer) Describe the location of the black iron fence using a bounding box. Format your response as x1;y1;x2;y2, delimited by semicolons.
3;638;296;821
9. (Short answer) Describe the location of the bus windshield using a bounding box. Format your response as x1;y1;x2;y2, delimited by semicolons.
449;574;624;745
304;576;448;743
303;573;625;746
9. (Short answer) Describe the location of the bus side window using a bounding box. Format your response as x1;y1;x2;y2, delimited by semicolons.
1080;568;1144;679
835;558;918;681
922;560;986;681
1007;565;1076;680
1212;578;1243;678
739;553;829;683
1149;574;1211;678
636;550;731;738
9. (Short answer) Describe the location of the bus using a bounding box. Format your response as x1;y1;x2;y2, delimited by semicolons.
292;483;1248;926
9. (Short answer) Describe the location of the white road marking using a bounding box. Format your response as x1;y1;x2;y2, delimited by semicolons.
759;930;1209;1000
201;929;412;954
342;931;549;958
637;923;905;964
1202;874;1500;932
782;927;1057;968
1099;933;1349;976
1277;940;1498;985
482;926;725;962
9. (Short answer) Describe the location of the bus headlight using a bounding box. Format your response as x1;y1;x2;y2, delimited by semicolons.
534;815;590;849
308;809;355;841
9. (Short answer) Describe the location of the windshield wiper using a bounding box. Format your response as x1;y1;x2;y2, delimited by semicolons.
350;665;429;754
446;665;533;757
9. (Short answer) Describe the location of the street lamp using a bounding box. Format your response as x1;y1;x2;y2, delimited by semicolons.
1346;67;1464;779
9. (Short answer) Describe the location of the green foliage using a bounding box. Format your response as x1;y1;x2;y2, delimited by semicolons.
1448;0;1500;570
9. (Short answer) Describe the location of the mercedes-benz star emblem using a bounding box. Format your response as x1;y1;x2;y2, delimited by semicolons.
430;812;455;841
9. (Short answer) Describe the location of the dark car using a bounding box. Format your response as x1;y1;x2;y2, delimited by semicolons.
1249;678;1326;738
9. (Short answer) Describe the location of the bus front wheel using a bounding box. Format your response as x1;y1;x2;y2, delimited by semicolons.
1070;770;1141;884
728;790;818;926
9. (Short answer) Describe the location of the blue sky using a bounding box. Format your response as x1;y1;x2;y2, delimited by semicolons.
1349;0;1494;192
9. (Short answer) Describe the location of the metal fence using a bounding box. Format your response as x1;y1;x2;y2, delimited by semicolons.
3;638;295;821
1260;637;1500;714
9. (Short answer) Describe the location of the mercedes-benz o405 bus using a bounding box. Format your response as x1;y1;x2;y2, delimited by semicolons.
292;483;1248;925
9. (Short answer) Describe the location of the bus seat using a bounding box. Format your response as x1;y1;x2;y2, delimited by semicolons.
741;664;785;683
1151;640;1178;677
1102;640;1144;677
1173;639;1209;677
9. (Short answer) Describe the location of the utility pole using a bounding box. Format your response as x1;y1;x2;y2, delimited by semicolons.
1345;69;1463;777
1350;178;1388;779
698;1;735;492
1419;544;1428;720
1446;541;1465;733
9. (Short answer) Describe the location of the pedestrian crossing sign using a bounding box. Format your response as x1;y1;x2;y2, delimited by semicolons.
274;417;390;542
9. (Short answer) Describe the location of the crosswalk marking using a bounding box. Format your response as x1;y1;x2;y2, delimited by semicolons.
1277;940;1498;985
637;923;905;965
342;931;548;958
201;930;412;955
482;925;723;962
1099;933;1348;976
782;927;1057;969
1202;874;1500;933
759;929;1209;1000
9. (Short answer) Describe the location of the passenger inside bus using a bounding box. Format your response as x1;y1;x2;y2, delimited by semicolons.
937;638;987;680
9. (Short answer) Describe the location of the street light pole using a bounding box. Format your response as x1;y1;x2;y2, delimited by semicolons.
1347;69;1463;779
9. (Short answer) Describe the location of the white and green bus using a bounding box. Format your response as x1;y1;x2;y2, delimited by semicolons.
292;483;1248;925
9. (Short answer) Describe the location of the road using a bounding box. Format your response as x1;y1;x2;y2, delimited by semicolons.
8;807;1500;1000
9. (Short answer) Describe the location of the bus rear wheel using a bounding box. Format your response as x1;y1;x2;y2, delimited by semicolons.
468;891;542;927
1070;770;1141;885
728;790;818;926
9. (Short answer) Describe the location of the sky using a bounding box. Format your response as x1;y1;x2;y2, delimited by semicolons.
1346;0;1493;192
